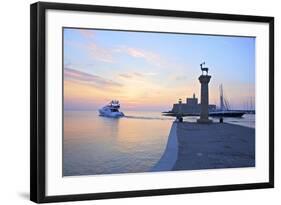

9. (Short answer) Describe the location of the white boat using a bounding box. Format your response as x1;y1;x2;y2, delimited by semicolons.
99;100;124;118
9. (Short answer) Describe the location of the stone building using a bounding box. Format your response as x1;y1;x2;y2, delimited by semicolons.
171;93;216;115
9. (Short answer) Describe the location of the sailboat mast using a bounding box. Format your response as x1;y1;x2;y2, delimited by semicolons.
220;84;224;110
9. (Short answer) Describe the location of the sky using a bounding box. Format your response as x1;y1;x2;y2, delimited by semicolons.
64;28;255;111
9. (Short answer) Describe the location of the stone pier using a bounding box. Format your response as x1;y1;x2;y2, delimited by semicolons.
173;122;255;170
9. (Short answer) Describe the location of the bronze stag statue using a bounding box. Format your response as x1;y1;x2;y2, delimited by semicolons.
200;62;209;75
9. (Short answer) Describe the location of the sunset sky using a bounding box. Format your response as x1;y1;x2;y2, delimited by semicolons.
64;28;255;111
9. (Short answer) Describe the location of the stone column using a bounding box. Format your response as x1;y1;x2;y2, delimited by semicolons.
197;75;212;123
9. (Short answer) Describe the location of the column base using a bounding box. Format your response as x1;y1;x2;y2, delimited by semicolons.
197;118;213;124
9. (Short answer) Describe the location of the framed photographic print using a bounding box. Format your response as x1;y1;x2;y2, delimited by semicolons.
30;2;274;203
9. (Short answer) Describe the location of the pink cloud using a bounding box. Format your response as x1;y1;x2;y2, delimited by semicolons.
64;67;122;89
118;72;145;79
88;43;113;63
119;73;132;79
133;72;144;77
65;39;114;63
65;29;114;63
126;48;147;58
123;47;165;67
77;29;95;39
67;29;186;69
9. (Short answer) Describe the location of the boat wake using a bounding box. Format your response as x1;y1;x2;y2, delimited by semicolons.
124;115;173;121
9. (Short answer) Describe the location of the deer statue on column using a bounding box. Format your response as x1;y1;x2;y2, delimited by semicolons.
200;62;209;75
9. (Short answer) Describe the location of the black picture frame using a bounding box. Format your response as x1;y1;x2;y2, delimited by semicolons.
30;2;274;203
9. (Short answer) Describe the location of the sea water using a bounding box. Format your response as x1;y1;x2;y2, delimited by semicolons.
63;111;255;176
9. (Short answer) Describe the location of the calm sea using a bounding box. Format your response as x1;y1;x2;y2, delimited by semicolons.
63;111;255;176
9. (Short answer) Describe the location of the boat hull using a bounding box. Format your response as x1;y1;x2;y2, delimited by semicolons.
99;109;124;118
209;111;245;117
162;111;245;118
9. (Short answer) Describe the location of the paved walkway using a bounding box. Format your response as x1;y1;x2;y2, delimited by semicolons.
173;122;255;170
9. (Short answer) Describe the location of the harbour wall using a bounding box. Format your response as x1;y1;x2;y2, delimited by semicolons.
150;122;178;172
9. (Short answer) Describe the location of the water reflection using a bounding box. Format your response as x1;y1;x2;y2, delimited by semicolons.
63;111;255;176
63;111;172;176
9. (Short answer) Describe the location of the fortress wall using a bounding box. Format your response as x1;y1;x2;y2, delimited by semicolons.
172;104;216;114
